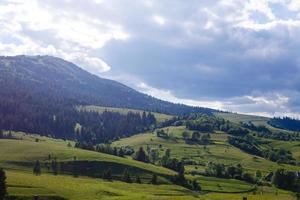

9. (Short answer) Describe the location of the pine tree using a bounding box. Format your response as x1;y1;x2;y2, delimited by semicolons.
192;179;201;191
150;174;157;185
134;147;149;163
33;160;41;176
135;175;142;184
0;168;7;200
122;169;132;183
51;158;58;175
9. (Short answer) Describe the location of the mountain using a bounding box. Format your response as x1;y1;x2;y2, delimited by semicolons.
0;55;214;140
0;55;213;115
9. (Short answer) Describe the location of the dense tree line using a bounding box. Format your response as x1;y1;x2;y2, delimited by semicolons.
241;122;271;133
182;131;212;145
185;114;251;137
228;135;262;156
272;169;300;192
186;114;225;132
205;162;256;183
1;104;156;145
228;135;295;164
263;148;295;164
268;117;300;132
242;122;300;141
255;131;300;141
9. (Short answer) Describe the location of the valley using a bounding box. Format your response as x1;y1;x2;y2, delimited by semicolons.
0;56;300;200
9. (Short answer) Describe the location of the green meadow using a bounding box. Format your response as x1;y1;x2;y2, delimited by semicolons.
113;126;300;174
1;129;299;199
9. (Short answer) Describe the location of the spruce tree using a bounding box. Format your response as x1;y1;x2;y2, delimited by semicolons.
33;160;41;176
150;174;157;185
122;169;132;183
135;175;142;184
192;179;201;191
134;147;149;163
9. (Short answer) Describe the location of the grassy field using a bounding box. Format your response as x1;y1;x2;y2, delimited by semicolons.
261;140;300;162
112;126;300;174
7;170;201;200
1;131;299;199
215;112;296;134
215;112;270;125
6;169;297;200
77;105;173;123
0;131;175;183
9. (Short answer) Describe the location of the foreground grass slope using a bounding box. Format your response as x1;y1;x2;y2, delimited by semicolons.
7;170;199;200
6;170;296;200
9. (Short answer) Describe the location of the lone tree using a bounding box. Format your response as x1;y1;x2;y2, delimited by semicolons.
134;147;149;163
192;179;201;191
33;160;41;176
150;174;158;185
182;131;189;140
0;168;7;200
135;175;142;184
122;169;132;183
51;158;58;175
191;131;200;141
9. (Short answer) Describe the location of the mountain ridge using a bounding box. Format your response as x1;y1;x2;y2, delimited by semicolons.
0;55;214;115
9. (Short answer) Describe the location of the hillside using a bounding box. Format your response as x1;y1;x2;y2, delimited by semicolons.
0;55;213;115
1;132;297;200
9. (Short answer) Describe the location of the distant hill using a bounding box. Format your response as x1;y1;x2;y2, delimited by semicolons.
0;55;213;115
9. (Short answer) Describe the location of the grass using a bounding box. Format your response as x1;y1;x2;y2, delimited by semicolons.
77;105;173;123
7;170;297;200
1;131;299;200
261;140;300;162
7;170;199;200
215;112;296;134
215;112;270;126
112;126;300;174
0;132;175;182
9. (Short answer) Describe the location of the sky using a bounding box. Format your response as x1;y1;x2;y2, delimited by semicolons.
1;0;300;118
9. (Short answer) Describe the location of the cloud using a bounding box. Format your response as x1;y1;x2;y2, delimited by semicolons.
152;15;166;26
0;0;128;74
1;0;300;117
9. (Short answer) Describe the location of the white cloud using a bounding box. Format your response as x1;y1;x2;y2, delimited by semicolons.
288;1;300;12
0;0;130;75
71;54;111;74
152;15;166;26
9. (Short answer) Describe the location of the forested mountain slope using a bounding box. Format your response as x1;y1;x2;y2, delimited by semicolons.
0;55;213;115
